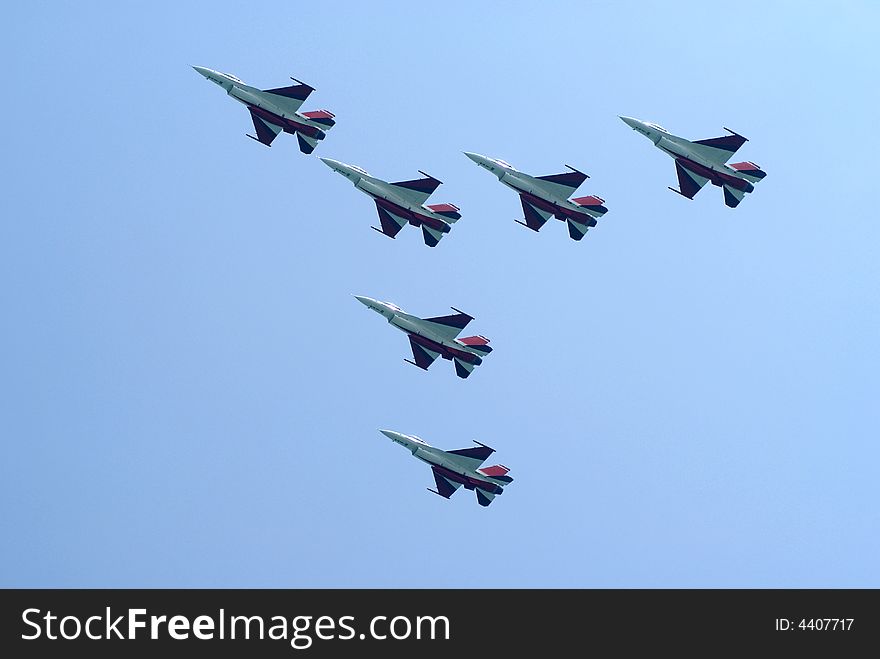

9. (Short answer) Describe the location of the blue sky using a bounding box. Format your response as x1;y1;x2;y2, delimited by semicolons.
2;1;878;587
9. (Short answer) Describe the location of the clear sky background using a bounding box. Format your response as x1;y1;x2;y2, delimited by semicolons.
2;1;878;588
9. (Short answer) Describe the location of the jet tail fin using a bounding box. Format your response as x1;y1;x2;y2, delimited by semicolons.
475;489;498;507
566;218;592;241
296;132;319;154
421;224;445;247
722;184;747;208
729;161;766;183
453;357;476;379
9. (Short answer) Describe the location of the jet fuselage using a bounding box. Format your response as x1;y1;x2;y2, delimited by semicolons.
354;296;483;365
380;430;503;494
464;153;594;221
620;117;754;192
194;66;327;140
321;159;452;234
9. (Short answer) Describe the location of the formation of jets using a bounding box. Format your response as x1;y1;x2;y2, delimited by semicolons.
194;66;766;507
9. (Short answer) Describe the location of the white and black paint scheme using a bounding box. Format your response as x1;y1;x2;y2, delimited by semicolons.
379;430;513;507
464;152;608;241
354;296;491;379
321;158;462;247
620;116;766;208
193;66;335;153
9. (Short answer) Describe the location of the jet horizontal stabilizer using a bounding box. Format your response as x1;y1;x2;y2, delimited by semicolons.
458;335;490;345
458;335;492;355
729;161;766;182
425;203;461;221
572;195;608;216
301;109;336;127
477;463;512;482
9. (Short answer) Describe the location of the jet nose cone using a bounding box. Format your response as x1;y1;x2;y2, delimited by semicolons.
619;116;640;129
463;151;487;166
192;65;211;79
320;157;344;172
354;295;375;308
379;429;410;446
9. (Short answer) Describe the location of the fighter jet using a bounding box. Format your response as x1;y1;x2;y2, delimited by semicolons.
354;296;491;378
192;66;335;153
619;116;766;208
379;430;512;506
463;152;608;241
321;159;461;247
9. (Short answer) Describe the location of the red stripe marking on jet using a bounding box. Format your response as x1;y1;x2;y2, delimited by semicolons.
478;465;509;477
425;203;459;213
409;334;481;363
458;336;490;346
302;109;335;119
374;198;451;232
248;105;324;138
433;465;502;493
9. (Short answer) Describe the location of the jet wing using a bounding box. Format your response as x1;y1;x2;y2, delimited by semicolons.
261;81;315;115
673;161;710;199
516;195;552;232
247;110;282;146
530;167;589;199
388;173;442;206
372;202;409;239
405;337;441;370
444;443;495;472
688;130;748;165
421;309;474;341
430;467;462;499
